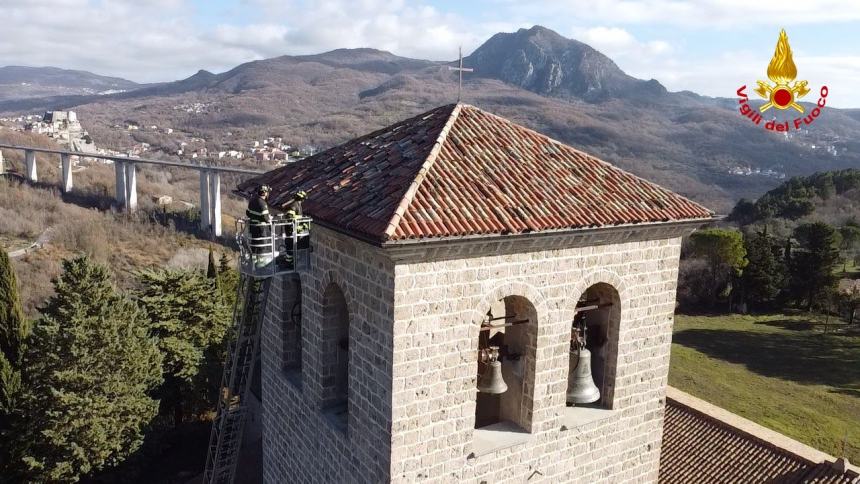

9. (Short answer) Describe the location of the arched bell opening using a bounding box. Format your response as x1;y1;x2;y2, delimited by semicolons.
474;295;538;432
567;282;621;409
321;282;350;432
281;274;303;386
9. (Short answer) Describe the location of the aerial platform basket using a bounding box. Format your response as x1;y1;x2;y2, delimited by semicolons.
235;214;312;278
203;214;312;484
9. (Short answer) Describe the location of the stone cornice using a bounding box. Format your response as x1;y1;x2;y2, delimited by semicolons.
379;218;714;264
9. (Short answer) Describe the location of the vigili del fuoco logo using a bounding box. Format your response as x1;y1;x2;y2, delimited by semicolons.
737;29;829;132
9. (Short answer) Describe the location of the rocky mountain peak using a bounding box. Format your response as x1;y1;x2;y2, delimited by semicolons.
465;25;666;101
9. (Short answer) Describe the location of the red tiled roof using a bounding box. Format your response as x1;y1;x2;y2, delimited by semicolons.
660;398;859;484
237;103;713;244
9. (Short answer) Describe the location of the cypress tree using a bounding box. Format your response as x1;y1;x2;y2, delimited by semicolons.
789;222;841;310
218;252;231;274
742;231;785;310
207;247;218;279
217;252;240;308
20;256;162;482
0;250;29;478
0;250;27;368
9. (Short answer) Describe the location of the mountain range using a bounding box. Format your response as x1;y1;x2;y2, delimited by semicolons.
0;66;140;102
3;25;860;212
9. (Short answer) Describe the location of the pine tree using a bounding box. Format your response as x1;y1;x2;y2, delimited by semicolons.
742;231;785;310
19;256;162;482
688;228;748;308
0;250;30;478
136;268;230;425
789;222;841;310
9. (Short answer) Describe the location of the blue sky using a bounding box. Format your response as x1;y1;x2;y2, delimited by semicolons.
2;0;859;106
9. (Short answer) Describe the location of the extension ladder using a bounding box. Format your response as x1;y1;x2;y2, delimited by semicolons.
203;275;271;484
203;215;311;484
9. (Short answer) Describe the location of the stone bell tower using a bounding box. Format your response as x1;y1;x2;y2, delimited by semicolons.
237;103;713;483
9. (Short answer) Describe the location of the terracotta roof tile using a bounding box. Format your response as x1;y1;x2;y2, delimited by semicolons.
237;103;713;244
660;398;859;484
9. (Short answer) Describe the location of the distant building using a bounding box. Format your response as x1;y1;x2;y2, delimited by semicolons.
271;150;287;161
26;110;95;153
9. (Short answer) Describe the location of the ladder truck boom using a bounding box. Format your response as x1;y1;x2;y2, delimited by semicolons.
203;214;311;484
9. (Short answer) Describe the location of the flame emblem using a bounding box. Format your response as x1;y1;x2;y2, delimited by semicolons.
754;29;810;113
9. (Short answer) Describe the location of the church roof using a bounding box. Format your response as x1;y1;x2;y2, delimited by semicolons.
237;103;713;244
660;395;859;484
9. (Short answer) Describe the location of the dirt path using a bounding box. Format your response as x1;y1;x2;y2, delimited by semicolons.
7;226;54;259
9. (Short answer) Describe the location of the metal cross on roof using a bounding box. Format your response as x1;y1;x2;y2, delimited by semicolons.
448;46;473;102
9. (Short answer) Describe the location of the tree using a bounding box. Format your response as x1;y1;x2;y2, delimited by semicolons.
789;222;841;310
837;286;860;325
742;231;785;310
0;251;27;370
19;257;162;482
687;228;748;308
217;252;240;308
0;250;30;478
136;268;230;425
729;198;758;225
218;252;230;274
207;247;218;280
838;224;860;272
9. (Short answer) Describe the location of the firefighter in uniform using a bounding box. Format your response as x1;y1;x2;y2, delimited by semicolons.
246;185;274;267
246;186;309;269
277;190;309;261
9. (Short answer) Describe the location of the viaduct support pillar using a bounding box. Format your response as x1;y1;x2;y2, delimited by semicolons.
125;162;137;213
115;160;126;208
199;169;211;232
25;150;37;182
209;171;222;237
61;154;73;193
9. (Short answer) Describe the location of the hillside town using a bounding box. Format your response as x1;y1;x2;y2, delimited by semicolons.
2;110;316;168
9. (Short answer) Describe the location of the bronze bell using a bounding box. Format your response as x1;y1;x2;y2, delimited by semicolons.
477;347;508;394
567;347;600;405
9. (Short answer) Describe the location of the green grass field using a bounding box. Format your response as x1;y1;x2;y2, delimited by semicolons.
669;313;860;463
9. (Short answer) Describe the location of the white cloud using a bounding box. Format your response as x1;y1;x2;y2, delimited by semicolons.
224;0;494;62
0;0;857;106
500;0;860;27
574;26;672;58
0;0;488;82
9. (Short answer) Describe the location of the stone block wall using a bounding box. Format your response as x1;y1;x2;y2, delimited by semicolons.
389;236;683;483
261;224;686;483
260;226;396;483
